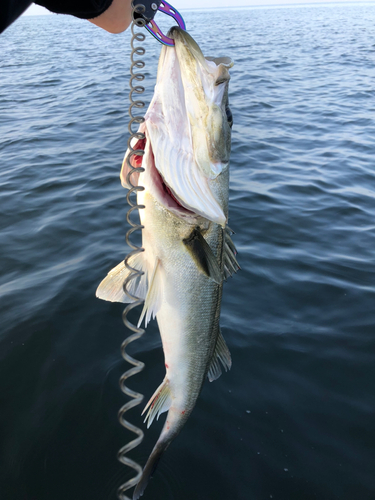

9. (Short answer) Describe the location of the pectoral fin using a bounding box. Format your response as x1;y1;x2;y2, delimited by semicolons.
183;227;222;284
96;252;147;303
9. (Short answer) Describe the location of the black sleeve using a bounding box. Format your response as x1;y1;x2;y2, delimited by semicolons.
0;0;113;34
34;0;113;20
1;0;32;34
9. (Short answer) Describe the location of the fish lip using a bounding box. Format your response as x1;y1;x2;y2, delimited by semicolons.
168;26;207;67
168;27;234;70
167;26;188;42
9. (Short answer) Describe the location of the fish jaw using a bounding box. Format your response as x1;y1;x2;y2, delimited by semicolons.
137;28;233;226
170;27;233;178
121;28;233;226
122;121;227;226
145;121;228;225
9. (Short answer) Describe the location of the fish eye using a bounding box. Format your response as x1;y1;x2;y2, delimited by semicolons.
215;78;229;86
225;105;233;128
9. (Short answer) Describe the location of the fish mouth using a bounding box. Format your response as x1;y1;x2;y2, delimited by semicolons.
168;27;207;64
129;136;197;220
121;29;233;226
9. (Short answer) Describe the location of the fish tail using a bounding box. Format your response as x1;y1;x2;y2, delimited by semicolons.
133;439;169;500
133;404;189;499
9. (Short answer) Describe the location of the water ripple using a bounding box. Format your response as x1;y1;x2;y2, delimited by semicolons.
1;4;375;500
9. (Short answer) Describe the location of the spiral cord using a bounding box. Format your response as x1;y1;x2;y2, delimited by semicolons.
117;6;148;500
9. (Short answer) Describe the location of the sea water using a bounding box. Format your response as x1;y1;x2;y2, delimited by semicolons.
0;3;375;499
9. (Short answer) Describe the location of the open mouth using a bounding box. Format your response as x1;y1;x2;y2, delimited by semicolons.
130;137;196;219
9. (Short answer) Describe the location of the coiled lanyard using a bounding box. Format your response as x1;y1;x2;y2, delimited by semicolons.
117;3;186;499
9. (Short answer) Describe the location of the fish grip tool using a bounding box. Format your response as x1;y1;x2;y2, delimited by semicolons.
117;3;187;498
116;6;147;500
133;0;186;46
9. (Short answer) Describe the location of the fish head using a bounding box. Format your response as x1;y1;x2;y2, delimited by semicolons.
170;27;234;180
122;28;234;226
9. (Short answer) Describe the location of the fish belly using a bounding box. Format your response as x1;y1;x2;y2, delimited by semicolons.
140;189;222;410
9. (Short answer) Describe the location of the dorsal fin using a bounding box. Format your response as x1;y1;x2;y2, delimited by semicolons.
223;226;240;278
96;252;147;303
207;330;232;382
183;227;222;284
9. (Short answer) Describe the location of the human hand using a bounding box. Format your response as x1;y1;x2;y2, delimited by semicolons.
89;0;133;33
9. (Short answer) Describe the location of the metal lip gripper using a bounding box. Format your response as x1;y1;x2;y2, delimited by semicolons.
132;0;186;46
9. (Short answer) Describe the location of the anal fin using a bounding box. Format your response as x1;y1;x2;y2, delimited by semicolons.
208;330;232;382
142;378;172;428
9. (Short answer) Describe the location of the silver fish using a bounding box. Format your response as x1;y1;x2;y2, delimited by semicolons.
96;27;238;499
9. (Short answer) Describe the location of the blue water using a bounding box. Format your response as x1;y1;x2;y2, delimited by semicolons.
1;3;375;499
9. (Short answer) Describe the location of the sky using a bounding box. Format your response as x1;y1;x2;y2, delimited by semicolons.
24;1;370;16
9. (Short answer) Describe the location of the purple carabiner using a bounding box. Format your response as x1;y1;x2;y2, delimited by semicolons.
145;1;186;46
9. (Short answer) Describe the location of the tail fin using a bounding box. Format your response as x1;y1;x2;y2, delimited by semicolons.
133;441;168;500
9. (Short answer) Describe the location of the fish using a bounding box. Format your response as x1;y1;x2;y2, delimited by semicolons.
96;27;239;499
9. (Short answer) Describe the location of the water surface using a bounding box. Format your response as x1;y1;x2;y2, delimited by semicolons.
1;4;375;499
